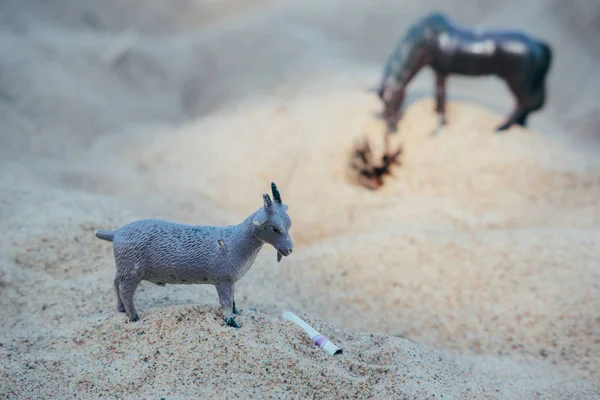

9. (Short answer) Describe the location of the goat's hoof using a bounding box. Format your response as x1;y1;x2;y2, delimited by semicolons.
224;317;241;328
118;305;126;313
129;314;139;322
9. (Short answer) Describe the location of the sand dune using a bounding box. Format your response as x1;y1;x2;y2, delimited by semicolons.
3;89;600;398
1;0;600;398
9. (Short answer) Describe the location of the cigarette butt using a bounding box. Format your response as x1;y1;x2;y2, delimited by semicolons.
282;311;343;356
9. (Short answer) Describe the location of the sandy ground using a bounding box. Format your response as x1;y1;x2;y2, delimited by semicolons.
1;0;600;399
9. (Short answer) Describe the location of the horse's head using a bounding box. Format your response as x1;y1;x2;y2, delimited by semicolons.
369;80;405;132
367;86;385;100
380;83;405;133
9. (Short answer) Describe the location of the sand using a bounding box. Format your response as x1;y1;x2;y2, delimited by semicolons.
1;1;600;399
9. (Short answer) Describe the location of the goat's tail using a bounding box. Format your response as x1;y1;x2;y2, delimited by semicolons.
94;229;116;242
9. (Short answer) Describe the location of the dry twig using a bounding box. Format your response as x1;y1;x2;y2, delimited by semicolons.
350;131;402;190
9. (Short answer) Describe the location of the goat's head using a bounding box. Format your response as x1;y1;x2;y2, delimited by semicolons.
252;182;294;262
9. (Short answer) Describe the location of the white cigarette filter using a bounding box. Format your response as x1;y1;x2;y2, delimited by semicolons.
282;311;343;356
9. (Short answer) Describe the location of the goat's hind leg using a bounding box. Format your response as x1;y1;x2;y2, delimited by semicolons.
114;249;144;322
118;276;141;322
114;274;125;313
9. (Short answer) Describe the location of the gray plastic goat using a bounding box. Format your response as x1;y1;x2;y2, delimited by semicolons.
94;182;294;328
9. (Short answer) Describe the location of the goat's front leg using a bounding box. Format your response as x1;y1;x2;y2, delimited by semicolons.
215;281;240;328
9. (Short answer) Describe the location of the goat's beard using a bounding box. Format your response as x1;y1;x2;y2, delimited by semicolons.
277;252;282;262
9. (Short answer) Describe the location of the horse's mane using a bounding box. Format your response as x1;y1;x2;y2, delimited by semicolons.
382;12;451;85
420;12;452;33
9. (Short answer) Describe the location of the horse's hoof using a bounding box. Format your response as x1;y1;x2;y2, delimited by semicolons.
432;124;445;136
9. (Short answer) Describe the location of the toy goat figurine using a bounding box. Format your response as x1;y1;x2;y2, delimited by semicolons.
94;182;294;328
374;11;552;132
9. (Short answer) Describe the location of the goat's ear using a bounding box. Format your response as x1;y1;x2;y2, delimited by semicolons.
282;204;289;212
253;210;268;226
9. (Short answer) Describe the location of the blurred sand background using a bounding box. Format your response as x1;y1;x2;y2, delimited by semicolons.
1;0;600;398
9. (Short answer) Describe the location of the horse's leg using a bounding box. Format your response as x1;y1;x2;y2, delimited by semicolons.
516;82;546;127
497;77;530;132
435;72;447;126
527;83;546;113
515;113;528;127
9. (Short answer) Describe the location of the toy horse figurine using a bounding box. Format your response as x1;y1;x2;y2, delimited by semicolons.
374;12;553;132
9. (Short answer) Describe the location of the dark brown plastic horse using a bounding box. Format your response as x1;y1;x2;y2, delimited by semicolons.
374;12;553;132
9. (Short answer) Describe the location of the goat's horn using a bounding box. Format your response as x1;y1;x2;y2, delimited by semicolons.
271;182;282;204
263;193;272;208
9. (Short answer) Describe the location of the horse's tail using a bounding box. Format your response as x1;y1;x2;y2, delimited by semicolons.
530;42;552;93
